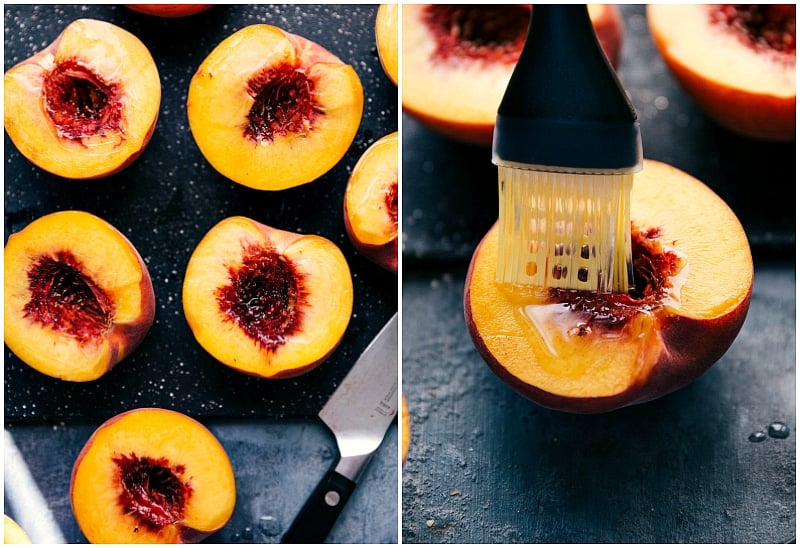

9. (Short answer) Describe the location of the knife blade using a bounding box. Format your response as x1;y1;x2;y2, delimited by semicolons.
282;313;398;543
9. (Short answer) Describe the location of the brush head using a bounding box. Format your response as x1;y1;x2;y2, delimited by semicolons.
493;5;642;293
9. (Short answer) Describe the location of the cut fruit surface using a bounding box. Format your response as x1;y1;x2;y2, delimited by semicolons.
465;160;753;413
182;216;353;378
4;18;161;179
70;408;236;543
402;4;624;146
648;4;795;141
344;131;399;271
187;24;364;190
4;211;155;382
376;3;399;85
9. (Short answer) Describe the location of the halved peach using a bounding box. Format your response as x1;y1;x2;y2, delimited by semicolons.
402;4;624;146
4;211;155;382
4;18;161;179
182;216;353;378
71;407;236;543
344;131;398;272
465;160;753;413
126;5;213;17
376;4;399;85
3;515;31;544
187;24;364;190
648;5;795;141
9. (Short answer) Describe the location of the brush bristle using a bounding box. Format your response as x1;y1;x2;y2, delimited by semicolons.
496;166;633;293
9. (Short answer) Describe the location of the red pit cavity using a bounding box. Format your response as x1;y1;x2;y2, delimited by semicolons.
245;63;324;144
216;243;308;350
550;224;685;329
710;4;796;55
42;59;124;141
114;453;192;532
423;5;530;65
385;181;398;226
24;250;114;343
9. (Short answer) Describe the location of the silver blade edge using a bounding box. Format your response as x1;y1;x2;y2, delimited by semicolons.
320;313;398;481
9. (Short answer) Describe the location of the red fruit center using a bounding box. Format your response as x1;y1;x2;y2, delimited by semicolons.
41;59;124;141
549;224;685;330
245;62;324;144
423;4;530;65
24;251;114;344
385;181;398;227
216;243;308;350
710;4;796;55
113;453;192;532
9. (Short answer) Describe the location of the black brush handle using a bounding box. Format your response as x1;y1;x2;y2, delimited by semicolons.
281;468;356;543
494;4;641;172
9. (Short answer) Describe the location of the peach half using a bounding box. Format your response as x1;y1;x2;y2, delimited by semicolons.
71;408;236;543
182;216;353;378
126;5;213;17
376;3;399;85
4;211;155;382
648;4;795;141
3;515;31;544
344;131;398;272
402;4;624;146
187;24;364;190
465;160;753;414
4;18;160;179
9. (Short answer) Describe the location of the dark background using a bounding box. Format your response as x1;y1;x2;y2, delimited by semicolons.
401;4;795;543
4;4;397;543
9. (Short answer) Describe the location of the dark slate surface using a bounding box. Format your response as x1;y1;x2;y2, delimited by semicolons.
4;5;397;544
4;4;398;422
401;4;795;543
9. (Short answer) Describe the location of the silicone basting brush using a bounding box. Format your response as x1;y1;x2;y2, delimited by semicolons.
493;4;642;293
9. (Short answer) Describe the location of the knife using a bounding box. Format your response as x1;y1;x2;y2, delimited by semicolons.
282;313;398;544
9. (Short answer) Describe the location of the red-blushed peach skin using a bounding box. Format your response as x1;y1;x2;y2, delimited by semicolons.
402;4;624;146
182;216;353;379
3;19;161;179
4;211;155;382
70;407;236;543
464;160;753;414
187;24;364;190
647;4;795;141
126;5;213;17
344;131;398;272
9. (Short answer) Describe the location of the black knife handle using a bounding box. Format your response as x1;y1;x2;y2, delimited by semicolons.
281;468;356;543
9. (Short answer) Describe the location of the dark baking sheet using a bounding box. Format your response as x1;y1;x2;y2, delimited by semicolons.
401;4;795;543
4;4;398;422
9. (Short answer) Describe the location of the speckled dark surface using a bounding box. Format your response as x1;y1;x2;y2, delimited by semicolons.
4;5;397;544
401;4;795;544
4;4;398;422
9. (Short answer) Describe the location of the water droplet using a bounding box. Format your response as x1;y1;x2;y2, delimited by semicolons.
258;515;281;537
241;526;253;540
748;431;767;442
768;421;790;439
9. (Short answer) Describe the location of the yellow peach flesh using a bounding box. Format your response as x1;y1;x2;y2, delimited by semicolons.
647;5;795;100
183;216;353;378
467;160;752;400
71;408;235;543
187;25;364;190
345;132;398;247
3;19;160;179
4;211;154;382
